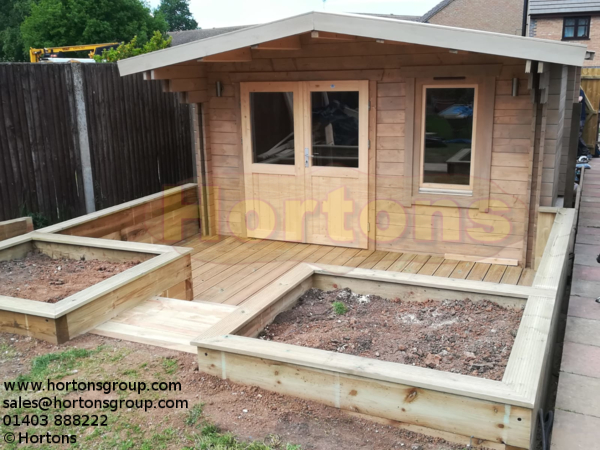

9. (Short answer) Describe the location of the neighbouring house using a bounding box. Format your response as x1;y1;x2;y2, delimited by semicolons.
529;0;600;67
118;11;589;269
528;1;600;152
422;0;527;35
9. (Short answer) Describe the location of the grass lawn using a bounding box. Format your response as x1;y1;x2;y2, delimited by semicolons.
0;344;300;450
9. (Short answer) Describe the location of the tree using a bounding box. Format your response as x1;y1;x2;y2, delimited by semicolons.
21;0;168;51
0;0;33;61
94;31;171;62
156;0;198;32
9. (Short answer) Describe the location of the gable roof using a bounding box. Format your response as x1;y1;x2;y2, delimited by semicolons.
530;0;600;15
421;0;457;22
118;11;588;76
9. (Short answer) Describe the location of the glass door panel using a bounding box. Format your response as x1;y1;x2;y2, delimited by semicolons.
310;91;360;168
250;92;295;165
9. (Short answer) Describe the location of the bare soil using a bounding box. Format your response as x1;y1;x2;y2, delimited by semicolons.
0;332;482;450
0;251;140;303
261;288;524;381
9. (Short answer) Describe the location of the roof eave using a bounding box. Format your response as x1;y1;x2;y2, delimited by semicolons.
313;12;587;66
118;12;315;76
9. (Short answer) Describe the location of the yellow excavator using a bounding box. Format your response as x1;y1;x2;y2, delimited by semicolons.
30;43;119;63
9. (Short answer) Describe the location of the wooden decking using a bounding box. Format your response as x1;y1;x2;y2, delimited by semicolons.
90;235;535;353
179;234;536;307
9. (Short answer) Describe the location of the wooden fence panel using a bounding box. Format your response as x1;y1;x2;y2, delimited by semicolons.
0;63;84;224
582;68;600;150
82;64;193;210
0;63;193;224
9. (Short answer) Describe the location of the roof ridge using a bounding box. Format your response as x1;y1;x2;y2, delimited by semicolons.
421;0;457;22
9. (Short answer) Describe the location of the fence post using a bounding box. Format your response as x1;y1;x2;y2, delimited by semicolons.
71;64;96;214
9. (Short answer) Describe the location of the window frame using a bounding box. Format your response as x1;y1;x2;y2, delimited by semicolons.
418;84;479;193
562;16;591;41
403;75;495;211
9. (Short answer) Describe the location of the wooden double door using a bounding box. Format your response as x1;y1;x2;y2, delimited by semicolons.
241;80;369;249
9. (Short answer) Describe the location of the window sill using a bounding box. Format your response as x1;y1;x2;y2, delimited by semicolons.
418;187;473;197
562;37;591;41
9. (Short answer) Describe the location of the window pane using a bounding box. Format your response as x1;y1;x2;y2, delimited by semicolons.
564;25;575;37
310;91;359;168
579;17;590;25
578;25;589;37
565;18;576;26
423;88;475;187
250;92;295;165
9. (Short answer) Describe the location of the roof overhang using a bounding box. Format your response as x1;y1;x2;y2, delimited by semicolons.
118;11;588;76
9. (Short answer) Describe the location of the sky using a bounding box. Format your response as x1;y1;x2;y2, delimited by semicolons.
147;0;442;29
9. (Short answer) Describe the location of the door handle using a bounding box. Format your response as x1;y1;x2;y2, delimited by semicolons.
305;148;309;167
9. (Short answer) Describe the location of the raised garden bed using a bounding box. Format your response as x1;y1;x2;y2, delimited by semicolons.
261;287;523;381
192;210;574;450
0;251;140;303
0;232;193;344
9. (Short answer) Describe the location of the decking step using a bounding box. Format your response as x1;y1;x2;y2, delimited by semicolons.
90;297;236;353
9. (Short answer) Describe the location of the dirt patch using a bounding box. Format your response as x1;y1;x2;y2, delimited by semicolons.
261;288;524;381
0;332;481;450
0;251;140;303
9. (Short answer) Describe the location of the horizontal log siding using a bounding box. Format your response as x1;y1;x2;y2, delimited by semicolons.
200;37;535;263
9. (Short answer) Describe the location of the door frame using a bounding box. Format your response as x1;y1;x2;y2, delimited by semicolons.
240;82;305;240
302;80;370;249
240;80;370;247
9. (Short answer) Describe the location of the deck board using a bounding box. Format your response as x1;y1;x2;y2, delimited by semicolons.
449;261;475;279
501;266;523;285
371;252;402;271
184;236;535;306
518;268;536;286
417;256;445;276
192;240;289;295
357;250;389;269
432;259;459;277
200;243;312;303
387;253;417;272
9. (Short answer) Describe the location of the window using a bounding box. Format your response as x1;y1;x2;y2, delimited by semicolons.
250;92;295;165
310;91;360;168
421;86;476;190
563;17;591;40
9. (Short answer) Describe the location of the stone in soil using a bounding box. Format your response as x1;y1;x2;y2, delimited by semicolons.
261;287;524;381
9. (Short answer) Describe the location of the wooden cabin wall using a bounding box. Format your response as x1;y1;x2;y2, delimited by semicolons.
193;37;539;264
541;64;568;207
524;63;571;266
373;64;532;263
558;66;580;197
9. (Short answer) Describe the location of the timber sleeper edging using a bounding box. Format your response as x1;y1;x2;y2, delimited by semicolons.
0;232;194;343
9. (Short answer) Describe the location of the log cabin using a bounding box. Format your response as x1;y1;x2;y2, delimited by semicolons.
118;11;591;269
